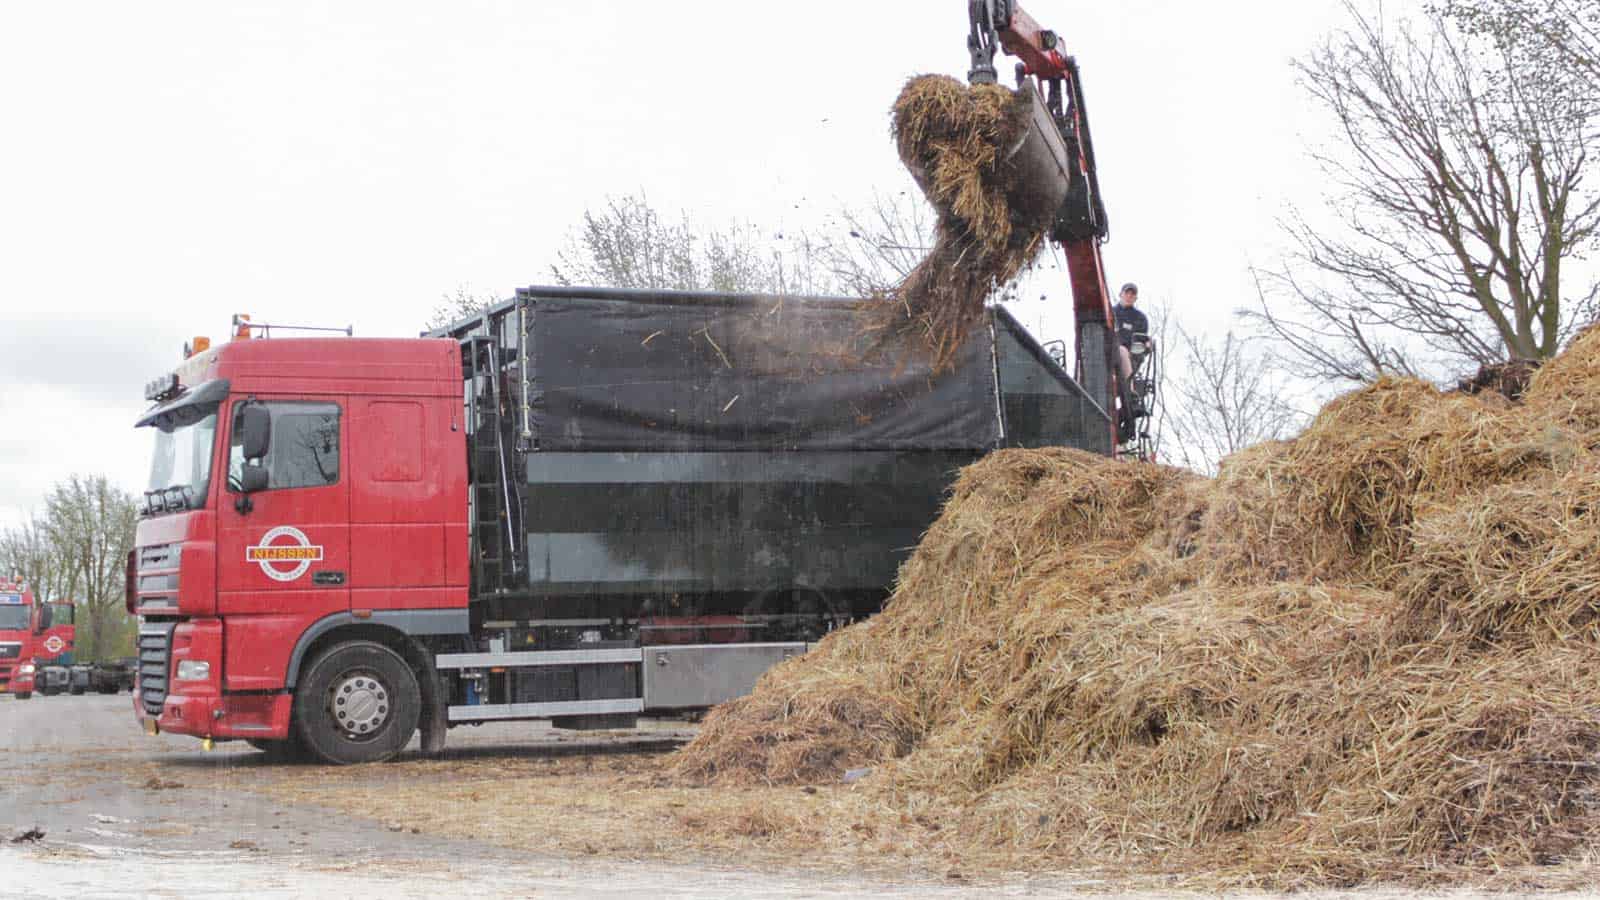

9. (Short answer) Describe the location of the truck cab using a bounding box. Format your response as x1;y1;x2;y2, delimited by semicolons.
130;334;467;757
0;581;46;699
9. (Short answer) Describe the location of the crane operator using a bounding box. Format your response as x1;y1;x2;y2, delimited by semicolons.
1114;283;1149;412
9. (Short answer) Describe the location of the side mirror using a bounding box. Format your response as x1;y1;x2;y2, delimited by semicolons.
239;405;272;460
36;604;52;633
240;461;269;494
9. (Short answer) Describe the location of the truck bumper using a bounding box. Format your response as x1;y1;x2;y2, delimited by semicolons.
137;618;293;741
140;691;294;741
5;667;35;694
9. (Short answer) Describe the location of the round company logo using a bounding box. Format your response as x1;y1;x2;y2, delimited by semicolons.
43;634;65;655
245;526;325;583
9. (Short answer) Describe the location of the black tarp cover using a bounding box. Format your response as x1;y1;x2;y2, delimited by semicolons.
533;295;1004;451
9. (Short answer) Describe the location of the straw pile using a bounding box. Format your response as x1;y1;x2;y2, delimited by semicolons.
673;337;1600;885
871;75;1053;367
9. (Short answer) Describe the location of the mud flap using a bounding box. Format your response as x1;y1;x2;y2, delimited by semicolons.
415;650;449;757
419;679;448;757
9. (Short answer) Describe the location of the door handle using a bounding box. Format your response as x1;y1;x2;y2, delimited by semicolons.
312;571;346;586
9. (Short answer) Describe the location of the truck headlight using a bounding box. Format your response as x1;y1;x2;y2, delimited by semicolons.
18;664;35;675
175;660;210;681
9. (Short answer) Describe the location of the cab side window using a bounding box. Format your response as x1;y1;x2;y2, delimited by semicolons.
229;402;341;491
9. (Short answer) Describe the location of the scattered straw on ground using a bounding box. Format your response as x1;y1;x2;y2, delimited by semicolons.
671;333;1600;888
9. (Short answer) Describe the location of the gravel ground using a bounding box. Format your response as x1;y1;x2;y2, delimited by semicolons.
0;693;1058;897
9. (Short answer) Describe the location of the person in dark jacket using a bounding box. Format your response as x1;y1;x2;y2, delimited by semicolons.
1113;283;1149;398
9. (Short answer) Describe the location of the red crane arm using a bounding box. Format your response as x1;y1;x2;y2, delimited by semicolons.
970;1;1120;446
998;7;1070;80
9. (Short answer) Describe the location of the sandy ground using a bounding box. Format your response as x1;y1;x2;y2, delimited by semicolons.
6;693;1600;899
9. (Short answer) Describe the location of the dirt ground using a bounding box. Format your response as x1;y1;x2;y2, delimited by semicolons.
5;693;1599;898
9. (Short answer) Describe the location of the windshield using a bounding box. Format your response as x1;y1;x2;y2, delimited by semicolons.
0;605;28;631
142;408;219;514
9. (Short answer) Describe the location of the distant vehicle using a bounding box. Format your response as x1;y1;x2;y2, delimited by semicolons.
89;658;137;694
0;579;46;699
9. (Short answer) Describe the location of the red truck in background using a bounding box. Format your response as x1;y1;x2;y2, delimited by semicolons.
0;580;52;699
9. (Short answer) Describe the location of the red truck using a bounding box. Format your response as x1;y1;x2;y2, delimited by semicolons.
33;599;79;695
0;580;51;699
129;288;1112;763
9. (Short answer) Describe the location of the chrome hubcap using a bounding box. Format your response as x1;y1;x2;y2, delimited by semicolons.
330;673;389;737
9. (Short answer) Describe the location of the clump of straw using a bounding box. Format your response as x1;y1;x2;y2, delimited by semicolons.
870;75;1052;367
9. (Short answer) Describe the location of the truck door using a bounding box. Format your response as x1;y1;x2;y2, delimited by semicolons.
216;397;350;692
347;397;456;611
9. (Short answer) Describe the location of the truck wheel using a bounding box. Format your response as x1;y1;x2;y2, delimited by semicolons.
69;684;85;696
14;691;31;700
293;641;420;765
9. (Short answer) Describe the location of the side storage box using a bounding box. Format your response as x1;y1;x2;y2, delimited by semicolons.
642;643;808;711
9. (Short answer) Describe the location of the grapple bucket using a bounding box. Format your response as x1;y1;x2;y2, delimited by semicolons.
1002;81;1074;225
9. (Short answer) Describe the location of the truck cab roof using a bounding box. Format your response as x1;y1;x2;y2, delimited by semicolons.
160;337;460;406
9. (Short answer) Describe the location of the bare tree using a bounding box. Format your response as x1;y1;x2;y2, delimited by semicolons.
1248;2;1600;384
425;286;500;331
549;190;937;298
41;476;137;660
809;190;936;296
549;192;798;294
1445;0;1600;86
425;190;939;325
1161;326;1303;473
0;516;79;605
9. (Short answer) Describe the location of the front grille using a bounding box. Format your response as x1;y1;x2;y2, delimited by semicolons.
138;623;175;716
139;544;177;569
0;642;19;660
136;543;180;610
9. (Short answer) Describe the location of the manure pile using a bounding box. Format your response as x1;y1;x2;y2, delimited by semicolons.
674;330;1600;885
873;75;1053;367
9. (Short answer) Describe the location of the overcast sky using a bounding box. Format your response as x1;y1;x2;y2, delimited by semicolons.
0;0;1368;529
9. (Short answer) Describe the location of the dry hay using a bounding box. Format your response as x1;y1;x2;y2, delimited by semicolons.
867;75;1052;368
674;448;1189;786
1397;460;1600;647
1181;379;1576;587
1526;323;1600;443
671;329;1600;886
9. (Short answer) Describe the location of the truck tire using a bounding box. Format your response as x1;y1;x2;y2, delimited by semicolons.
69;684;85;696
293;641;420;765
14;691;31;700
